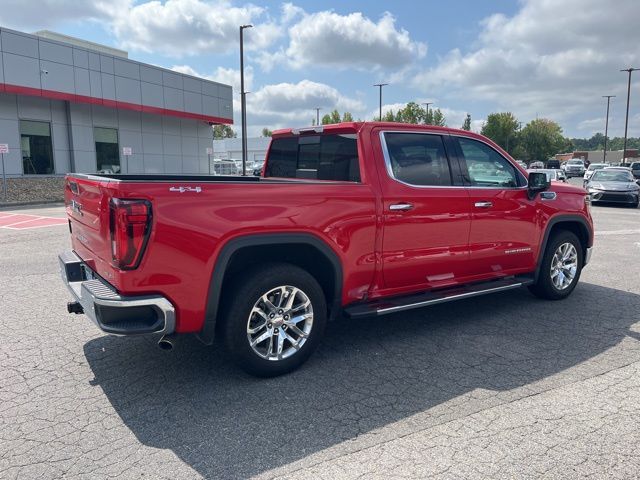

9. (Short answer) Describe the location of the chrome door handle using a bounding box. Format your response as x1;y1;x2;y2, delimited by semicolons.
389;203;414;211
474;201;493;208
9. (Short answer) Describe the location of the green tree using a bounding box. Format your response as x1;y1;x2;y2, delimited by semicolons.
559;137;574;153
381;110;396;122
429;108;446;127
461;113;471;131
342;111;354;122
321;109;342;124
212;124;236;139
481;112;519;154
261;128;272;137
520;118;566;162
396;102;426;124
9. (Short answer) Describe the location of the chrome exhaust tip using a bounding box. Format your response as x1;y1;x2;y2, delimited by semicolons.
158;335;175;351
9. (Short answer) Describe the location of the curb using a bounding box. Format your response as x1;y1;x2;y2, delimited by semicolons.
0;200;65;210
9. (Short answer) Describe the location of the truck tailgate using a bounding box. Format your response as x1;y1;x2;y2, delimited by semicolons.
65;176;114;274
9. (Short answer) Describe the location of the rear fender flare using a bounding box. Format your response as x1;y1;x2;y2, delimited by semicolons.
198;233;343;345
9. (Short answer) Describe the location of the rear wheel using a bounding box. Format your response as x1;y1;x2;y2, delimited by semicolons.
221;263;327;377
529;230;583;300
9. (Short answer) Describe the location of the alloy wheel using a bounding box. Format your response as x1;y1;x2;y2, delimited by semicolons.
550;242;578;290
246;285;314;361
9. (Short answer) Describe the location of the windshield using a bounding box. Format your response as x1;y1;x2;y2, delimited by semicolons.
591;170;634;182
568;160;583;165
587;164;606;171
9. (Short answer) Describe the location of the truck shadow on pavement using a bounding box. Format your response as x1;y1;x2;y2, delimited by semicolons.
83;282;640;479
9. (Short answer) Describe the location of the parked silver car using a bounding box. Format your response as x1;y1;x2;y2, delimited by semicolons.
562;159;586;177
585;168;639;207
583;163;609;186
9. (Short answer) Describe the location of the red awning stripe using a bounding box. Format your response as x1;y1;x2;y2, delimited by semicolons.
1;82;233;125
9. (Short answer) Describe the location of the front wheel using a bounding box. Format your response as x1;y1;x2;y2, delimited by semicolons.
529;231;583;300
221;263;327;377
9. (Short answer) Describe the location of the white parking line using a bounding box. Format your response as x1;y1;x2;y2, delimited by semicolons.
3;223;68;230
592;209;640;216
595;229;640;236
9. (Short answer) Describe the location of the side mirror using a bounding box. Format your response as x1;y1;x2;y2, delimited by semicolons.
528;171;550;200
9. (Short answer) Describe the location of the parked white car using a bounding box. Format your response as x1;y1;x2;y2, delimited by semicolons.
527;169;567;183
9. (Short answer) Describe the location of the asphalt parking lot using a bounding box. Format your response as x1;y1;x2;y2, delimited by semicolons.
1;192;639;479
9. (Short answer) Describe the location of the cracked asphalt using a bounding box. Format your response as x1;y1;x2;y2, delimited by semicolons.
1;195;639;479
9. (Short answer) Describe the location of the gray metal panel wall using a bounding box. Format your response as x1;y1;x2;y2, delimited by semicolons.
0;26;233;123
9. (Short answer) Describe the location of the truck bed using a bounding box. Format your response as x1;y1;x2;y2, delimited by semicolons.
68;173;319;184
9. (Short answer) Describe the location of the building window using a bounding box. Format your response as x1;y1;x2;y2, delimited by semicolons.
20;120;54;175
95;127;120;173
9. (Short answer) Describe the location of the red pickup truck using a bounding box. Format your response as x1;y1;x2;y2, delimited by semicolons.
60;122;594;376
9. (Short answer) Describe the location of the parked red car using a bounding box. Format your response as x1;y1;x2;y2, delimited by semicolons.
60;122;594;376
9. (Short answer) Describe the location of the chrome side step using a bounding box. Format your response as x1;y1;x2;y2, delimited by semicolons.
344;276;534;319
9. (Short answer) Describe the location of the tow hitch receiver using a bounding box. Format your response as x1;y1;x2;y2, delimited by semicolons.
67;301;84;314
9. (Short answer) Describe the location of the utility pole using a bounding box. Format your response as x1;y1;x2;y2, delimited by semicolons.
315;107;321;126
602;95;615;164
239;24;253;176
374;83;388;121
422;102;433;124
620;68;638;165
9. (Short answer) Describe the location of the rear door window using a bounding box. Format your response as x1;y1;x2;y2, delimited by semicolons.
265;134;360;181
382;132;453;186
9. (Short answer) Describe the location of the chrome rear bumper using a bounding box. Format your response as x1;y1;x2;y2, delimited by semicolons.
59;250;175;335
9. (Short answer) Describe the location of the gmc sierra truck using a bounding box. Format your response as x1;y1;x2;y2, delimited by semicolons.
60;122;594;376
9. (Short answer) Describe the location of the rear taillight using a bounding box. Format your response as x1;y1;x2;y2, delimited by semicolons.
109;199;152;270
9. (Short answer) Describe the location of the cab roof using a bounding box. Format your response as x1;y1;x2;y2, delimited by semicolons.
272;121;473;138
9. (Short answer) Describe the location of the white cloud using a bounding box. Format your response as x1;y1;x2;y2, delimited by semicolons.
259;9;426;72
0;0;128;29
412;0;640;136
246;80;366;133
111;0;281;57
280;2;305;24
168;68;363;132
367;103;407;120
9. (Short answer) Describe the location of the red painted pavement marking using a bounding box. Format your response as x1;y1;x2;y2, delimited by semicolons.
0;213;67;229
0;212;17;218
0;214;35;226
3;217;68;229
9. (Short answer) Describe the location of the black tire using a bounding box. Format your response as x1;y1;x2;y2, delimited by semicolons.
221;262;327;377
529;230;583;300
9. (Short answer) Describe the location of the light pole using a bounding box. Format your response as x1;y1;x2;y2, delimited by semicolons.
620;68;638;165
374;83;388;121
602;95;615;164
422;102;433;124
315;107;321;126
240;24;253;176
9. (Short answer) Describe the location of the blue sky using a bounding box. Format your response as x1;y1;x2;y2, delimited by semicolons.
1;0;639;137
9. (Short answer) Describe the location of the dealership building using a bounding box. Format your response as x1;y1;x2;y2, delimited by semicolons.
0;27;233;178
